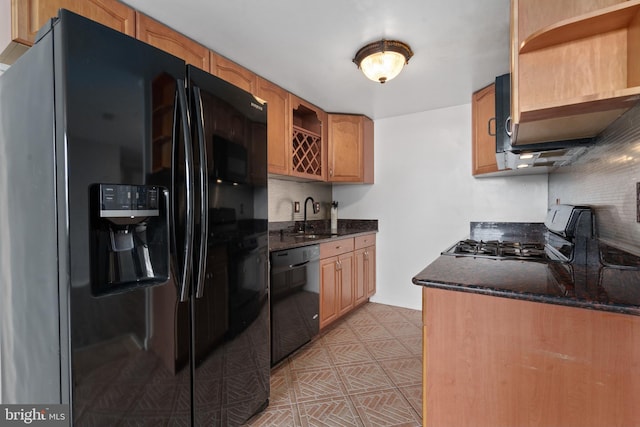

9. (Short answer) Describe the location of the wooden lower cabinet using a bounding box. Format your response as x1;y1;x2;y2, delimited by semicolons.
320;253;354;329
320;256;339;328
354;249;367;306
320;234;376;330
365;245;376;297
337;253;354;317
422;286;640;426
354;234;376;306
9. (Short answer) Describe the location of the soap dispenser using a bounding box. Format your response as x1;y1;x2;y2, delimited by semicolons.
331;201;338;234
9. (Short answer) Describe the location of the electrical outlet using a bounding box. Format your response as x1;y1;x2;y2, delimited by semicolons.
294;201;300;213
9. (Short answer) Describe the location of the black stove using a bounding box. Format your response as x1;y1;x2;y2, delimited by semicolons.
442;205;594;264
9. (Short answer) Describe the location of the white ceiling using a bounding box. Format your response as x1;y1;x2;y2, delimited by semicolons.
124;0;511;120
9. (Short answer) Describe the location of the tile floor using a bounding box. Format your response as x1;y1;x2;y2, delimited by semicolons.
244;302;423;427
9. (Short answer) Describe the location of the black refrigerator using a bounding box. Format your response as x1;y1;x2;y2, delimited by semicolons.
0;9;269;426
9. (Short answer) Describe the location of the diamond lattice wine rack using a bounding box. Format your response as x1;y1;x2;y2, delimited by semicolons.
291;97;324;179
292;126;321;176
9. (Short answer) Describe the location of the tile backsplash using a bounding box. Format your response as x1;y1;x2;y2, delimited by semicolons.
268;177;332;222
549;103;640;253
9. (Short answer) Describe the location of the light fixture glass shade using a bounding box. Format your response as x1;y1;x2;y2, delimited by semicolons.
359;51;406;83
353;40;413;84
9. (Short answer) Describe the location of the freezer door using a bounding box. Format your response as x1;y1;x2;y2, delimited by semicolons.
57;10;193;425
188;66;270;425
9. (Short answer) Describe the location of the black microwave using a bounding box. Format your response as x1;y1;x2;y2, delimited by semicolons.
494;73;594;169
211;135;247;184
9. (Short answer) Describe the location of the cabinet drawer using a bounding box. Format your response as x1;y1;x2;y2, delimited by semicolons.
320;238;354;259
354;233;376;250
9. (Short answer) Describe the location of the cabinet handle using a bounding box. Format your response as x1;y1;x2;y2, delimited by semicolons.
364;251;368;260
330;168;333;177
488;117;496;136
505;116;513;137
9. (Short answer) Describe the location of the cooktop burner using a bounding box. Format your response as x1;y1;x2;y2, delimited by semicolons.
444;239;566;262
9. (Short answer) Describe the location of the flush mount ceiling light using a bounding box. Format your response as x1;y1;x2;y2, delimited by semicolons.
353;39;413;84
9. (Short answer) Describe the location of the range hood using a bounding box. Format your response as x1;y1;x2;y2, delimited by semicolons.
494;73;594;171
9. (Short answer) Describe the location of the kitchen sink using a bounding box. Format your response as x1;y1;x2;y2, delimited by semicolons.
292;233;338;241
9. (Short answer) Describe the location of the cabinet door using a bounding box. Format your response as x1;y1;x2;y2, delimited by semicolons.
320;257;338;329
256;77;290;175
136;12;209;71
354;248;367;306
472;83;499;175
210;53;256;94
328;114;363;182
11;0;135;46
355;245;376;304
337;253;354;316
365;245;376;297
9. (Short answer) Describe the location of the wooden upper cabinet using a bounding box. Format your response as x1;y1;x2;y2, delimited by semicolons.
511;0;640;145
256;77;290;175
1;0;135;63
136;12;209;72
327;114;374;183
472;83;500;175
210;53;256;94
290;95;327;181
11;0;135;45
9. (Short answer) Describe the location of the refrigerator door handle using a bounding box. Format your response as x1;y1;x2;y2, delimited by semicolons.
192;86;209;299
176;78;195;303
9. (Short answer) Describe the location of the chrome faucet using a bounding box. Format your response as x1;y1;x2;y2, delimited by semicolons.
303;196;320;233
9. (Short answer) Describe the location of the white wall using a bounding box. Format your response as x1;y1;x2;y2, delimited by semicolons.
333;103;548;310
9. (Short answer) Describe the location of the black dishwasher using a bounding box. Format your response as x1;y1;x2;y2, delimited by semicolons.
270;245;320;365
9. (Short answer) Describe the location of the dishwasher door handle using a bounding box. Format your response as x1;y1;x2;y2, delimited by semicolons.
289;260;310;269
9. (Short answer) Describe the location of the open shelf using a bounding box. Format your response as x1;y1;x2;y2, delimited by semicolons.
520;86;640;122
290;95;324;180
513;0;640;144
520;0;640;53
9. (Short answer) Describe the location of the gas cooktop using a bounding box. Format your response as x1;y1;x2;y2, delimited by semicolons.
441;205;594;264
442;239;567;262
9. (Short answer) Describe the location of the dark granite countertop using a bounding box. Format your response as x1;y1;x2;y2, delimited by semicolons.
412;222;640;316
269;219;378;252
